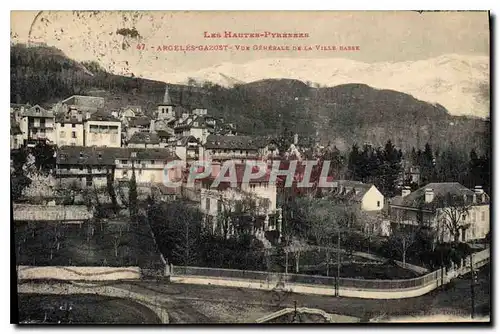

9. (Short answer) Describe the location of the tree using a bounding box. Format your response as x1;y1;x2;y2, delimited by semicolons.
128;163;138;221
420;143;436;184
31;142;56;172
435;192;472;243
148;200;203;267
106;173;118;214
379;140;403;198
22;170;57;203
216;189;270;239
388;224;417;265
347;144;361;180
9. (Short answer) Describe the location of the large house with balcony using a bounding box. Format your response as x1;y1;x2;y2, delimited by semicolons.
114;148;181;185
84;112;122;148
204;135;260;162
19;105;56;146
56;146;182;188
389;183;490;243
56;146;116;188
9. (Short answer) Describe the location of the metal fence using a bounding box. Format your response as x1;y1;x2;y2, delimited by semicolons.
171;248;490;291
171;265;444;290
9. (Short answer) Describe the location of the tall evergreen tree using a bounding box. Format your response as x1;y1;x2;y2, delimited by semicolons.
129;162;138;221
347;144;361;180
420;143;436;184
379;140;403;198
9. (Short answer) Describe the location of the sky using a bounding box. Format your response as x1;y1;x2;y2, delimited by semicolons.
10;11;490;71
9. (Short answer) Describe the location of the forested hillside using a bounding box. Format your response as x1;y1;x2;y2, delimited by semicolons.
11;44;490;155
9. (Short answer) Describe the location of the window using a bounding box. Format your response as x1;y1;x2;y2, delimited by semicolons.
151;160;155;165
79;166;83;171
60;131;65;138
35;107;40;113
98;153;102;159
131;152;137;158
72;131;77;138
138;169;143;175
122;170;128;177
481;212;486;221
121;160;128;164
61;123;65;127
377;201;381;208
206;198;211;212
40;128;46;134
72;124;76;128
79;152;83;158
217;200;222;213
250;184;256;190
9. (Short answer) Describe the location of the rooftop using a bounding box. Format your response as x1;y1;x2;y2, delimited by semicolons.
205;135;261;150
128;132;160;144
21;105;54;118
390;182;489;209
56;146;179;165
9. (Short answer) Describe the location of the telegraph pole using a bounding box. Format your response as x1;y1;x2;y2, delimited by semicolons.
469;253;476;319
336;228;340;297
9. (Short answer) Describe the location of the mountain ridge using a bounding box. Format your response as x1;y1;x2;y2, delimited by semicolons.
10;44;489;155
10;10;489;119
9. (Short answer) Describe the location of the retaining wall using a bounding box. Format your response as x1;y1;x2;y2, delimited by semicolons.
17;266;141;281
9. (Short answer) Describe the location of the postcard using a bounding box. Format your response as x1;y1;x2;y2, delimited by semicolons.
10;10;490;324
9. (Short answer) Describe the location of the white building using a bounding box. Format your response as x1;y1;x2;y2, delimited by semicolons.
55;114;85;147
329;180;385;211
114;148;181;185
84;112;122;148
199;163;278;236
19;105;56;146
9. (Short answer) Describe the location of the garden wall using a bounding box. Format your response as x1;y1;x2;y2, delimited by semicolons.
17;266;141;281
13;204;93;222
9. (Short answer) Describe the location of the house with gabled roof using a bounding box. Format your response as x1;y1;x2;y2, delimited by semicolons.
204;134;260;162
127;132;161;148
326;180;385;212
19;105;56;146
389;183;490;242
56;146;182;188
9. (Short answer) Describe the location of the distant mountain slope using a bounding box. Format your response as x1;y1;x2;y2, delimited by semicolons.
10;44;489;155
163;55;490;119
10;11;489;118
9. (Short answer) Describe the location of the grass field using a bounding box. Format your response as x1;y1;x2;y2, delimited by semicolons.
267;248;417;279
14;219;164;269
17;294;161;324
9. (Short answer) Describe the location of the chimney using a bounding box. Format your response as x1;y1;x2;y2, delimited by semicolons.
402;186;411;197
150;120;155;133
424;188;434;203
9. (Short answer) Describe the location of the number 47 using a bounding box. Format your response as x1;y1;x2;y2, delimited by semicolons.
136;44;146;50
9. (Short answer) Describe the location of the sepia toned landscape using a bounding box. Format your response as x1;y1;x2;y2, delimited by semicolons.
11;10;490;324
